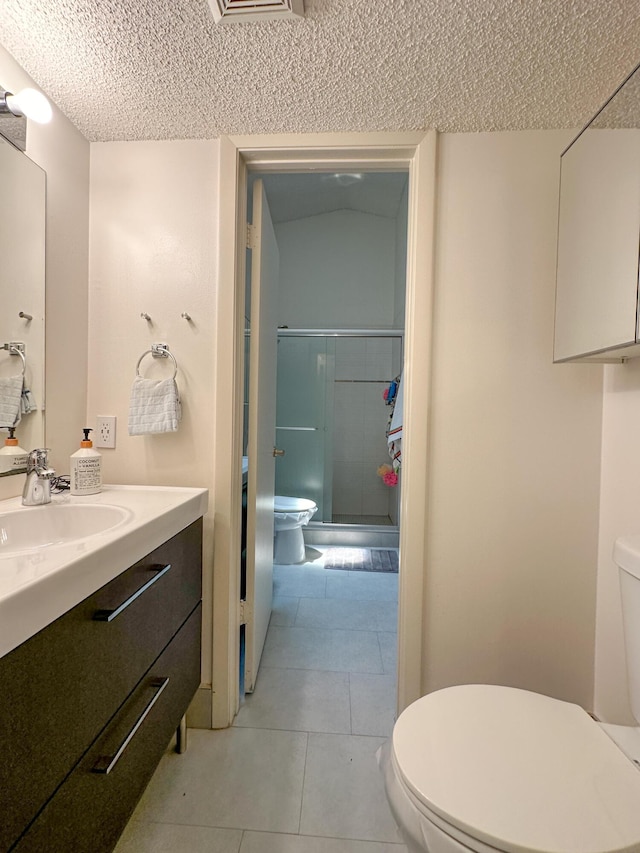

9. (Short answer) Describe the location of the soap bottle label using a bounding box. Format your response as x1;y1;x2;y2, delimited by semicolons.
9;453;28;471
72;457;101;493
0;453;28;476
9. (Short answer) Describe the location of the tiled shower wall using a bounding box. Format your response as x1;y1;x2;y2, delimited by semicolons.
332;337;402;523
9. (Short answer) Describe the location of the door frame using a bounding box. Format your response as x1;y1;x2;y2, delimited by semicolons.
212;131;437;728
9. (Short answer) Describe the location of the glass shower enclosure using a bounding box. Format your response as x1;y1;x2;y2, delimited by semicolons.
275;330;403;535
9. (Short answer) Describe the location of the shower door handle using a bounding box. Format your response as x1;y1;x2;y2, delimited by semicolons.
273;447;285;457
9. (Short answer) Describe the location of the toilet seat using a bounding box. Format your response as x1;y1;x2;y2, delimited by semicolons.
274;496;316;515
390;684;640;853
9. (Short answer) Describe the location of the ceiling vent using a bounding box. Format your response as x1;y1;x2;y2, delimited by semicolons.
209;0;304;24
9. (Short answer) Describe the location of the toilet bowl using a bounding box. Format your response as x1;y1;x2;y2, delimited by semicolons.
381;534;640;853
273;496;317;564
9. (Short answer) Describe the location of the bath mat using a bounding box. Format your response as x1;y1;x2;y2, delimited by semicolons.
323;547;398;573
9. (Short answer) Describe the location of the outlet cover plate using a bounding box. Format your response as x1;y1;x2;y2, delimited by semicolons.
96;415;116;449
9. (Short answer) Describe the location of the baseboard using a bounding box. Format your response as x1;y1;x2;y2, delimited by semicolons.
186;685;214;729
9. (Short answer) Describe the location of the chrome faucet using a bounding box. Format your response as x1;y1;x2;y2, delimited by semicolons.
22;448;56;506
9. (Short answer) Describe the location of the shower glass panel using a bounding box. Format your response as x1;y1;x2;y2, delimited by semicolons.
275;336;334;520
275;331;403;527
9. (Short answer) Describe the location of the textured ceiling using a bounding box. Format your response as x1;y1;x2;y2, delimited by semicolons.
0;0;639;142
592;64;640;127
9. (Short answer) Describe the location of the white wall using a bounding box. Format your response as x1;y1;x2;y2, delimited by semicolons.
0;44;89;501
424;131;604;709
275;209;397;328
596;360;640;724
88;141;219;694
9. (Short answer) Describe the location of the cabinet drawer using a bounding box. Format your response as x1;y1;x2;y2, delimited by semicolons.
12;603;202;853
0;519;202;853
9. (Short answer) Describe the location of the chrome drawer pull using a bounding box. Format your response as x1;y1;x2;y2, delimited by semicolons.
93;564;171;622
92;677;169;775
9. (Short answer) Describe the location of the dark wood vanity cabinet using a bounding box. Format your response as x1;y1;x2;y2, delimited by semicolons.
0;518;203;853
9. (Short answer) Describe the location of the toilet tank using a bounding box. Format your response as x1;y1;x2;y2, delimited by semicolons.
614;536;640;723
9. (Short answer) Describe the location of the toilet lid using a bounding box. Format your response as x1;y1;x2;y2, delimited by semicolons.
274;496;316;513
391;684;640;853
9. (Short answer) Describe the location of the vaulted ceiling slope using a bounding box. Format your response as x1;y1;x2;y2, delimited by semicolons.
0;0;639;142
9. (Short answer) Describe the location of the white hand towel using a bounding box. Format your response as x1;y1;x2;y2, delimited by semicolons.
128;375;182;436
0;375;24;428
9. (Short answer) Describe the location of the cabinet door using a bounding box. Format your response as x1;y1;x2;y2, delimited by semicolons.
554;62;640;362
12;605;201;853
0;520;202;853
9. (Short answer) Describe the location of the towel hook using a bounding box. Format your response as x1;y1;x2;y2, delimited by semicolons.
18;311;33;322
135;343;178;380
140;312;152;322
181;312;192;321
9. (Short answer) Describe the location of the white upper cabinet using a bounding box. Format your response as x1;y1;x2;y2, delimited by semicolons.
554;64;640;362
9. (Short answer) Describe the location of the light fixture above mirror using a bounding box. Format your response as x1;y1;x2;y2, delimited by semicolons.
0;87;52;151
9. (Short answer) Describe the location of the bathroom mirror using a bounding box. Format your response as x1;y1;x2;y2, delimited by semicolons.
554;62;640;362
0;136;45;469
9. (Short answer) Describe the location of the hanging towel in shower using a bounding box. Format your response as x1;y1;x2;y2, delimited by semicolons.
387;371;403;469
0;375;24;428
128;375;182;435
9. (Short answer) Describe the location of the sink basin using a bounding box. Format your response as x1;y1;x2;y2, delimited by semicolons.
0;504;131;556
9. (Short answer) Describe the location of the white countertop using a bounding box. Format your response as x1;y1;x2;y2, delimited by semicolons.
0;485;208;659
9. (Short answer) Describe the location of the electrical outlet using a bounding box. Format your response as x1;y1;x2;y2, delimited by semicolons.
95;415;117;449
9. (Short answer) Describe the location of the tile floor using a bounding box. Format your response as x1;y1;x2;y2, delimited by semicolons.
115;550;407;853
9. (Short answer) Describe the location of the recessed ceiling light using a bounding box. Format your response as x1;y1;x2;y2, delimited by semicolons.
322;173;365;187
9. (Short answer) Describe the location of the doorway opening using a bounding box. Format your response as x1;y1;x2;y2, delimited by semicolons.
241;169;408;701
212;132;435;730
245;169;408;537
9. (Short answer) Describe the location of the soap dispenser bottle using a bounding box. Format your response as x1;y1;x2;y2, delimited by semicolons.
70;428;102;495
0;427;28;476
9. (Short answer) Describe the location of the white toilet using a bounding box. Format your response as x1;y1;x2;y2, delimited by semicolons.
273;495;317;564
381;535;640;853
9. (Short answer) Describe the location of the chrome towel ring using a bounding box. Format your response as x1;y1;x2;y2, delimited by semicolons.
135;344;178;380
1;342;26;377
